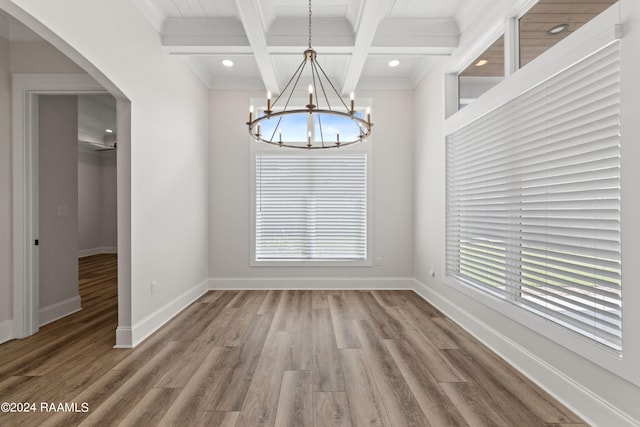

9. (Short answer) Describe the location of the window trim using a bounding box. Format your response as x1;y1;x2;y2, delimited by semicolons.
445;5;620;135
249;97;373;267
445;17;505;117
445;0;620;117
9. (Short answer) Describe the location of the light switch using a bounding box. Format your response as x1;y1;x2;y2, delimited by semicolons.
57;204;69;216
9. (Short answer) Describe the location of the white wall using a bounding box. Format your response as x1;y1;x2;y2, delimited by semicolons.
38;95;79;312
413;1;640;425
0;36;11;327
2;0;210;346
209;89;414;284
78;150;117;255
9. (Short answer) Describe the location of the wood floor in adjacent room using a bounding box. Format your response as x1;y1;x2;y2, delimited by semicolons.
0;254;587;426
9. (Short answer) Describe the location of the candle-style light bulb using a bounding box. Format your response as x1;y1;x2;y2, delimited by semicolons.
279;129;282;143
308;84;314;107
249;105;254;123
267;91;271;112
307;130;312;147
350;92;355;113
366;107;371;125
337;130;340;145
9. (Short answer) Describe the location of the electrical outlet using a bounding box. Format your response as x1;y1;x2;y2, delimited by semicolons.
151;281;157;295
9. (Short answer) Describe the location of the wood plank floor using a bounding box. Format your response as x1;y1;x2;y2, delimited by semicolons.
0;254;588;426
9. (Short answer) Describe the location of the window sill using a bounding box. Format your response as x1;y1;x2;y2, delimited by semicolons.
251;259;372;268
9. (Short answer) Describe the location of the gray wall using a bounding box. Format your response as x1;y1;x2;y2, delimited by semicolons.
78;149;117;255
100;152;117;248
208;89;414;281
0;36;10;324
38;95;79;310
0;38;86;327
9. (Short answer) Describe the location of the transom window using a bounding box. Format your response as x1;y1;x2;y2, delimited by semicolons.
458;35;505;110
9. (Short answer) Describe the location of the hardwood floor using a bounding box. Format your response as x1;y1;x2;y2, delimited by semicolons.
0;254;588;426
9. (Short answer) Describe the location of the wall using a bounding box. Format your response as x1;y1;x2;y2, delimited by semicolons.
2;0;210;346
0;36;94;338
10;40;83;73
38;95;80;321
78;150;101;254
100;152;117;249
412;0;640;425
208;89;414;285
0;36;10;332
78;150;117;256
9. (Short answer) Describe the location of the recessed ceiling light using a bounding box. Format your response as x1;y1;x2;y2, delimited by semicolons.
222;59;234;67
547;24;569;35
475;59;489;67
388;59;400;67
105;129;113;133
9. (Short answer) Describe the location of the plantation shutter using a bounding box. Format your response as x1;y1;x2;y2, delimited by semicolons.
256;153;367;261
446;41;622;350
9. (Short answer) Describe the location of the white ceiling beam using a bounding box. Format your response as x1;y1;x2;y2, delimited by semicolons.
161;16;459;56
341;0;395;95
372;18;459;52
267;17;354;51
162;17;252;54
234;0;280;93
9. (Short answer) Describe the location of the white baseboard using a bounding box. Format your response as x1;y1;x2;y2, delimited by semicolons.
79;247;118;257
114;326;133;348
39;295;82;326
0;320;13;345
412;279;638;427
208;277;414;290
118;278;209;348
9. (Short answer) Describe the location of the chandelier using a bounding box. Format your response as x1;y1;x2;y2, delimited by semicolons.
246;0;373;149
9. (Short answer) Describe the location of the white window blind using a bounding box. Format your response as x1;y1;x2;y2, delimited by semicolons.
446;41;622;350
256;154;367;261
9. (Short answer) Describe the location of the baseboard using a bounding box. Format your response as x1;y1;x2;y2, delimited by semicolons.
412;279;638;427
208;276;414;290
79;247;118;257
0;320;13;345
39;295;82;326
122;278;209;348
114;326;133;348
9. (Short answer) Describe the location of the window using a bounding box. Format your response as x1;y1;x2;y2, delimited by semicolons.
254;153;367;263
458;35;505;110
446;41;622;351
519;0;618;67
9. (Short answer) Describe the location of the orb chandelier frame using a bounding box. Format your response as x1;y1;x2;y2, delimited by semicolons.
246;0;373;149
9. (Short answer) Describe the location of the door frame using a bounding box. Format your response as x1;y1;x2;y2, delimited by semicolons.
12;73;109;338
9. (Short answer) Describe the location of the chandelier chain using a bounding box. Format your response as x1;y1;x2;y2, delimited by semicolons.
308;0;312;48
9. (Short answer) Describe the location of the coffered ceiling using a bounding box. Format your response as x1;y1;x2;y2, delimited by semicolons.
134;0;469;92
